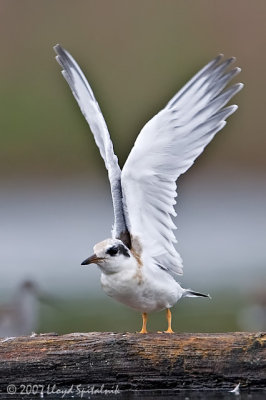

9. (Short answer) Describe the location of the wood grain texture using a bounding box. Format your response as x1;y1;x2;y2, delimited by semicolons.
0;332;265;393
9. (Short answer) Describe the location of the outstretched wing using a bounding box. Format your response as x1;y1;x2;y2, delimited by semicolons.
121;55;243;275
54;45;130;245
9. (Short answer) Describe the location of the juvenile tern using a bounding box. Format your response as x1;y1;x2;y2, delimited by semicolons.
54;45;243;333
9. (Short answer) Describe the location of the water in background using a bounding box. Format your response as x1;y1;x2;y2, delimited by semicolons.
0;174;265;334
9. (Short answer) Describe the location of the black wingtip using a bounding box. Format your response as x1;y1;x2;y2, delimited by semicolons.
53;44;66;58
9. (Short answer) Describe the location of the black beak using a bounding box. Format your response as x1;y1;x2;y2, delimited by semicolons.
81;254;103;265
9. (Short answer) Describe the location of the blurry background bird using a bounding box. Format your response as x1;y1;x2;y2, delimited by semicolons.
0;0;265;334
0;280;40;337
238;287;266;331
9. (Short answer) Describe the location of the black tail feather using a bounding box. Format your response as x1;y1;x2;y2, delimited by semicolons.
183;289;211;299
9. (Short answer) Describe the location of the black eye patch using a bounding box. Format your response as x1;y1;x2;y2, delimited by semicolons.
106;246;119;256
106;244;130;257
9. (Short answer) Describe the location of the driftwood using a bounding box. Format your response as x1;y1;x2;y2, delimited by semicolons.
0;332;265;396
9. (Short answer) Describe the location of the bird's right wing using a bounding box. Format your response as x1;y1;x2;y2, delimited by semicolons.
54;45;129;244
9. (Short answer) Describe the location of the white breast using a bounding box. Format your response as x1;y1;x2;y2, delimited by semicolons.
100;263;183;313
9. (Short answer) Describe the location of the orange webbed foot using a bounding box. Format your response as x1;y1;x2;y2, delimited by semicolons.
164;327;174;334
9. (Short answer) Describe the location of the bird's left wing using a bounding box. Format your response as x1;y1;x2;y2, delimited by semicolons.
54;45;129;244
121;55;243;275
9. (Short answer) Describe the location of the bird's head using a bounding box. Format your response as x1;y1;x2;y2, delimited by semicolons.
19;280;39;296
17;280;56;308
81;238;132;274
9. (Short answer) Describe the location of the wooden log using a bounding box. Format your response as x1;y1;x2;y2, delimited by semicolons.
0;332;265;395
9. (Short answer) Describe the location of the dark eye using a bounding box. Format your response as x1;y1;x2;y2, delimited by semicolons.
106;246;118;256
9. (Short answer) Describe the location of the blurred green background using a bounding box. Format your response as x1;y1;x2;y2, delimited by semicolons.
0;0;265;335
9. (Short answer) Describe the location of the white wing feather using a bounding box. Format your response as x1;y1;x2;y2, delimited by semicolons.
121;55;243;275
54;45;128;241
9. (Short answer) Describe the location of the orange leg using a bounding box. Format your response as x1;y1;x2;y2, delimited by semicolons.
139;312;148;334
164;308;174;333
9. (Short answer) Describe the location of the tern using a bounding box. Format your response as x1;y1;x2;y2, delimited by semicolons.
0;281;55;338
54;45;243;333
0;281;39;337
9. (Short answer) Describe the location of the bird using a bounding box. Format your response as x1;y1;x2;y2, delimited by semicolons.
0;280;40;337
54;44;243;333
